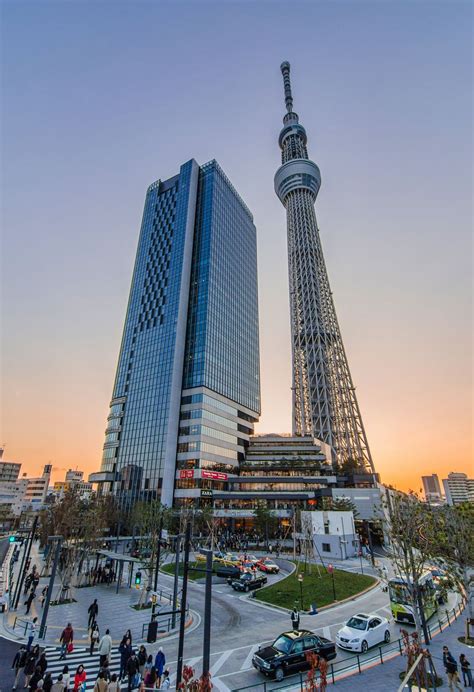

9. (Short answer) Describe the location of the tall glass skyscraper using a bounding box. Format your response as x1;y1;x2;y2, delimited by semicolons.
90;160;260;508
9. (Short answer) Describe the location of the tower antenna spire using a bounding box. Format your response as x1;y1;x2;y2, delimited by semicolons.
280;61;293;113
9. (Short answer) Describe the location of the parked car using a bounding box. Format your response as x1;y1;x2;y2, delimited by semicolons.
215;564;242;579
252;630;336;681
231;572;267;592
256;558;280;574
336;613;391;653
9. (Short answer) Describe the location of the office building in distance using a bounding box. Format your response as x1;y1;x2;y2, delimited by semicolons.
442;472;474;506
421;474;443;503
90;160;260;509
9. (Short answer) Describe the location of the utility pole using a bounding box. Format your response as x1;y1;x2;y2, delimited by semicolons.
202;549;213;678
39;536;62;639
172;535;181;629
13;516;38;610
153;515;163;592
176;521;191;688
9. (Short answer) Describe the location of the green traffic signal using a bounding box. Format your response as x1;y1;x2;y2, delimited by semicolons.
9;536;16;543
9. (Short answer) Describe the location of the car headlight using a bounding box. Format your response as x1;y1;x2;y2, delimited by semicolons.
262;661;271;669
351;638;360;643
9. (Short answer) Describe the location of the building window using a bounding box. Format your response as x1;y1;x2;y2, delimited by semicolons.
322;543;331;553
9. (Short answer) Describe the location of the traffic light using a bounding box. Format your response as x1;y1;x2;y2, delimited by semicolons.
8;536;16;543
135;571;142;588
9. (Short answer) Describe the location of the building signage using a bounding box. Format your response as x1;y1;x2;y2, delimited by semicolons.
200;489;213;498
201;470;228;481
179;470;195;479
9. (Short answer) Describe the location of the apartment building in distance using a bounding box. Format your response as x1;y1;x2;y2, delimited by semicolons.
442;472;474;506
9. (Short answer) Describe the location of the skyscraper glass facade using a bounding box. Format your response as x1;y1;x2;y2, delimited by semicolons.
91;159;260;508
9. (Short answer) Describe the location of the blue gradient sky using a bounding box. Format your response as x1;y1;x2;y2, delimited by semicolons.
1;0;472;490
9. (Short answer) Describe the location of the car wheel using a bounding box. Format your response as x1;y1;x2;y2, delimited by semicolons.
275;667;284;682
361;640;368;653
384;630;390;643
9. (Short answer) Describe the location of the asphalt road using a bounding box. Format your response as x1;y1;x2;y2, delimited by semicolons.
150;557;402;690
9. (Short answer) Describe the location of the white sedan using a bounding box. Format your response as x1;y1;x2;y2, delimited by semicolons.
336;613;391;653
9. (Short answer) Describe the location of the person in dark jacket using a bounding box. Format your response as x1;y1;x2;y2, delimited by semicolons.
25;590;36;615
24;647;40;688
443;647;463;691
88;599;99;628
37;652;48;677
459;654;473;688
28;665;43;691
11;644;27;690
126;653;139;691
59;623;74;660
43;673;53;692
137;645;147;678
118;638;132;680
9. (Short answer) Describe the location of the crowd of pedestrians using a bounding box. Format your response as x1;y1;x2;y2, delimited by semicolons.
443;646;473;690
11;602;172;691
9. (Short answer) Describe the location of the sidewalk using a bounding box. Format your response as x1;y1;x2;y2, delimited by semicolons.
1;540;185;646
328;612;471;690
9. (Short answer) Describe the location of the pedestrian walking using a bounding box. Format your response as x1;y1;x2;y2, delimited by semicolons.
27;617;38;650
11;644;27;690
97;660;111;682
118;637;132;681
137;645;147;678
107;674;120;692
142;667;158;690
25;590;36;615
143;654;153;679
291;607;300;630
460;654;473;688
38;652;48;677
154;648;166;687
73;664;87;692
93;672;108;692
51;674;66;692
43;673;53;692
126;652;140;691
443;646;463;691
62;666;70;692
88;599;99;628
98;629;113;667
41;586;48;608
24;646;40;688
90;622;100;655
123;629;133;647
59;623;74;660
29;665;43;691
160;669;170;690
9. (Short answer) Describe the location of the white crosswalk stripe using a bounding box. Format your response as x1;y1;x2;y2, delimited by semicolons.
42;646;125;690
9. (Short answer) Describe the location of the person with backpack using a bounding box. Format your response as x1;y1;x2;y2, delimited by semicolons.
59;623;74;660
11;644;27;690
443;646;463;691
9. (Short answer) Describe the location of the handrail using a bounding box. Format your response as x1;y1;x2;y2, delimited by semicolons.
397;652;424;692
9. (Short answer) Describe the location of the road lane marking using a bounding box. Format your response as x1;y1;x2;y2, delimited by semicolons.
212;677;232;691
210;649;233;677
323;626;331;640
241;644;259;670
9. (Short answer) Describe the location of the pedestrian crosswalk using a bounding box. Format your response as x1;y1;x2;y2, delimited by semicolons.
42;646;124;690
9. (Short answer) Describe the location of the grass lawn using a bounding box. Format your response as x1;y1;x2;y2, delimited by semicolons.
161;561;207;580
255;564;376;610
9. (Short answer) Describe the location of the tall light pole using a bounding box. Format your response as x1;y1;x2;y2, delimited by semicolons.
39;536;62;639
298;573;304;611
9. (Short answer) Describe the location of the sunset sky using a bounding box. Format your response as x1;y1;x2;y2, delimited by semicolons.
1;1;472;492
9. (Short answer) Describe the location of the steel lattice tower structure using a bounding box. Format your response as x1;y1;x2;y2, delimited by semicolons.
274;61;375;474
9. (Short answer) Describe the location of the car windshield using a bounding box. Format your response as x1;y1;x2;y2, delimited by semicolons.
273;635;293;654
346;617;367;631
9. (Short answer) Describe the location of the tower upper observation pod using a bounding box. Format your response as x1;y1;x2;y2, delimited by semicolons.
274;61;375;475
274;62;321;204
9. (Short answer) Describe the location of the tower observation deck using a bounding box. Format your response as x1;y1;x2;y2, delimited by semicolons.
274;61;375;474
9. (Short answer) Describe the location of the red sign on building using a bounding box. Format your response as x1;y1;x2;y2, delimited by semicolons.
201;470;228;481
179;469;194;479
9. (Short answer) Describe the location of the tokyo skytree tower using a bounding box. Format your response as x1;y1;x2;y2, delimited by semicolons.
274;62;375;474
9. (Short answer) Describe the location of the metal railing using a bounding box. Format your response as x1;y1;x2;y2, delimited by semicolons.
231;600;466;691
12;615;47;639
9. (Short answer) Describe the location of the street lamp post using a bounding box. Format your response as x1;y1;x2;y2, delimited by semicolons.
298;573;304;611
328;563;336;601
